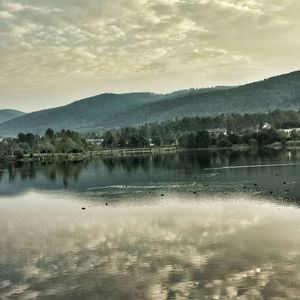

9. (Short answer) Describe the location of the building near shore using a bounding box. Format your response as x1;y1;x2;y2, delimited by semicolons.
86;138;104;146
278;128;300;136
207;128;227;136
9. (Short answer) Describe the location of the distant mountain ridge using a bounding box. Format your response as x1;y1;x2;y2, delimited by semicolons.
0;109;25;125
0;87;230;136
0;70;300;136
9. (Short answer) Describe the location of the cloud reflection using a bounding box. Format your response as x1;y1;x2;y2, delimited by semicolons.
0;192;300;299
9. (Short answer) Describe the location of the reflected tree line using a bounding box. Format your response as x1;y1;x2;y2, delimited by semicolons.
0;148;295;186
1;161;89;186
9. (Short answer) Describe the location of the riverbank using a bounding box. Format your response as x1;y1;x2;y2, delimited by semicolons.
1;146;179;163
1;143;299;164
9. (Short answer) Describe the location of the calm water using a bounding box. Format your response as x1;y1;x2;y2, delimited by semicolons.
0;149;300;299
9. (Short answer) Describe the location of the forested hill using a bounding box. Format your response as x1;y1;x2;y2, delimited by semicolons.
0;70;300;136
0;88;230;136
0;93;163;137
116;70;300;125
0;109;25;124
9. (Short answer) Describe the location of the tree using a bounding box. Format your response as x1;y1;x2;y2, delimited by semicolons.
152;135;162;146
228;133;241;145
178;133;189;148
45;128;54;138
138;135;149;147
187;133;196;148
118;136;127;148
14;149;24;159
128;134;140;147
290;130;300;141
164;131;176;145
256;128;282;145
102;131;115;148
217;138;231;148
17;133;37;150
194;130;210;148
210;133;217;145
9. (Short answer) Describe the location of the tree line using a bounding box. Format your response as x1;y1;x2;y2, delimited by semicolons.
100;127;294;149
98;109;300;148
0;129;87;159
1;109;300;160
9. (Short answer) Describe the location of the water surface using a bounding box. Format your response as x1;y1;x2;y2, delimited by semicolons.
0;149;300;299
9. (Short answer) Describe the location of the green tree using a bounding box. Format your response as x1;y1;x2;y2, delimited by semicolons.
138;135;149;147
45;128;54;138
194;130;210;148
152;135;162;146
118;136;127;148
102;131;115;148
187;133;196;148
128;134;140;147
290;130;300;140
228;133;241;145
217;138;231;148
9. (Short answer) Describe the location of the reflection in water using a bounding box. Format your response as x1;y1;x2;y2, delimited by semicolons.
0;192;300;299
1;149;300;201
0;150;300;299
0;149;286;184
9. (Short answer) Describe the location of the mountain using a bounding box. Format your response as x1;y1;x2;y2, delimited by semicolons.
0;88;229;136
116;70;300;126
0;109;25;124
0;70;300;136
0;93;162;137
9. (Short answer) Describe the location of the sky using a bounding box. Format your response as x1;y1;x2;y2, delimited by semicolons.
0;0;300;112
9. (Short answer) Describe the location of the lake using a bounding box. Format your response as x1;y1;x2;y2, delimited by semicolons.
0;149;300;299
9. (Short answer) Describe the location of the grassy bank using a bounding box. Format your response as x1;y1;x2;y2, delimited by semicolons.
1;145;254;163
3;141;298;164
2;146;179;163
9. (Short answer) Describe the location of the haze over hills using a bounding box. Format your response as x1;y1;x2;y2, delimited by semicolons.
0;70;300;136
0;109;25;125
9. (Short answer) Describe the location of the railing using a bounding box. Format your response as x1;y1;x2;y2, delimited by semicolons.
92;146;179;157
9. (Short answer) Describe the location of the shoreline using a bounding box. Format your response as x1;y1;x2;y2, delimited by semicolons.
1;144;299;164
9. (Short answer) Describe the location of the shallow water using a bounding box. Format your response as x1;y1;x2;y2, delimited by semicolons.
0;150;300;299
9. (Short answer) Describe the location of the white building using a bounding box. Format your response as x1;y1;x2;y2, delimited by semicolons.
279;128;300;136
207;128;227;136
262;123;272;130
86;138;104;146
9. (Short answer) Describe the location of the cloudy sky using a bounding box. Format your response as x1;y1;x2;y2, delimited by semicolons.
0;0;300;112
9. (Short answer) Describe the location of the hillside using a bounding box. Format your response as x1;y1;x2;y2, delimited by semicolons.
114;70;300;126
0;88;229;136
0;109;25;125
0;70;300;136
0;93;162;136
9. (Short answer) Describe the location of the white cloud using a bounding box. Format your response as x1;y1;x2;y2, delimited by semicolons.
4;2;24;12
215;0;263;14
4;1;62;14
0;10;13;18
0;0;299;110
